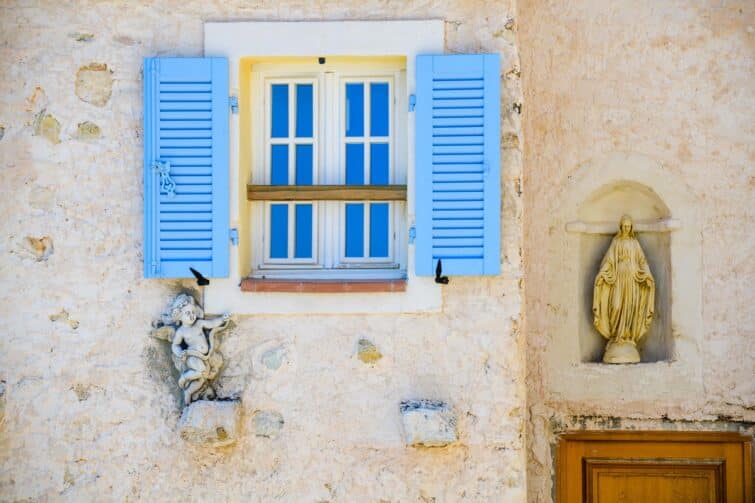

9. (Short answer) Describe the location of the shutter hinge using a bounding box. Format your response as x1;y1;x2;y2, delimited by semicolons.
229;96;239;114
229;228;239;245
408;94;416;112
408;225;416;244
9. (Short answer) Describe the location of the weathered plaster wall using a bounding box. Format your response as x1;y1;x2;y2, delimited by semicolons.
0;1;525;502
519;1;754;501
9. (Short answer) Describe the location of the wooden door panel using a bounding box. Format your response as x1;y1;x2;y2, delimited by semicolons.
557;431;752;503
585;459;725;503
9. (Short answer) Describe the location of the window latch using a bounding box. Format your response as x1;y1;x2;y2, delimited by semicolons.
408;94;416;112
229;228;239;245
229;96;239;114
152;160;176;198
408;226;416;244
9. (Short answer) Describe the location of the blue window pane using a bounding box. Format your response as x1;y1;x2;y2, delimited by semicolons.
270;204;288;258
295;144;313;185
271;144;288;185
271;84;289;138
345;83;364;137
294;204;312;258
369;203;389;258
345;143;364;185
370;83;389;137
345;203;364;257
295;84;313;138
370;143;389;184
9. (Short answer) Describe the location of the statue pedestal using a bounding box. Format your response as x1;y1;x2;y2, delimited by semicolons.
603;340;641;364
178;400;242;447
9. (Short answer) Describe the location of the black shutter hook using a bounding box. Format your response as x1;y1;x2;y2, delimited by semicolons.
434;260;449;284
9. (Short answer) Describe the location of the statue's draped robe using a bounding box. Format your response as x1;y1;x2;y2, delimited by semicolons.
593;233;655;344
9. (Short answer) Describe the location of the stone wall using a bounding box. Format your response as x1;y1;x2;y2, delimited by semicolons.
519;1;754;501
0;1;525;501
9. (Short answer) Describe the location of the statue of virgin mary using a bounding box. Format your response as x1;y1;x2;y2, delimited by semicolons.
593;215;656;363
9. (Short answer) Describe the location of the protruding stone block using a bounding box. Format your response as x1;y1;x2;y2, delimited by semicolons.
178;400;242;447
399;399;457;447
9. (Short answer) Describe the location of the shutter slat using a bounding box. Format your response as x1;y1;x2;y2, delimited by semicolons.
159;101;212;111
144;57;229;279
159;230;213;240
432;117;484;127
160;139;213;148
432;145;483;155
159;121;211;130
432;191;483;201
160;250;213;260
433;227;483;238
159;83;212;93
432;219;484;229
415;54;500;277
159;220;213;230
433;89;484;99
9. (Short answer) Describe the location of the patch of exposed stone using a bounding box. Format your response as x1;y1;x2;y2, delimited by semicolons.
33;110;61;144
68;32;94;42
75;63;113;107
357;338;382;364
24;236;53;261
75;121;101;140
49;309;79;330
252;410;284;438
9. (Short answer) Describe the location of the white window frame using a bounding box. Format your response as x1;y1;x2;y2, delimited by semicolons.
252;67;405;277
261;77;320;267
204;20;444;314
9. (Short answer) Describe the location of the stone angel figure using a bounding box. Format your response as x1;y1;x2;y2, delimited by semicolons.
151;294;230;404
593;215;656;363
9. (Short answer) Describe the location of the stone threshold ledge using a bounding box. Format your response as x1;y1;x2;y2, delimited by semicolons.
240;278;407;293
566;217;681;234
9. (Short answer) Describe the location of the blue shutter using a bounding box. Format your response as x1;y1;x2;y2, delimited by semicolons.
415;54;501;277
143;57;229;278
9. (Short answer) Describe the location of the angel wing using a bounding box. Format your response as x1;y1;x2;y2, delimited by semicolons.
150;324;176;343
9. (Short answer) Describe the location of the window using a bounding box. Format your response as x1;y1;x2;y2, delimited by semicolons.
142;21;501;314
247;59;407;280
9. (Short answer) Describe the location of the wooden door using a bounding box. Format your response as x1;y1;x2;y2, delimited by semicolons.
557;431;752;503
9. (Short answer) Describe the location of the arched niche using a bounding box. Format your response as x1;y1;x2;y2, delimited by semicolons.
541;152;704;404
575;182;672;362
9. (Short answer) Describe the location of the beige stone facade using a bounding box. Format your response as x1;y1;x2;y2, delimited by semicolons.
0;1;751;502
520;0;754;501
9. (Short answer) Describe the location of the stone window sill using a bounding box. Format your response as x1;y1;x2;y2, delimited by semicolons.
240;278;407;293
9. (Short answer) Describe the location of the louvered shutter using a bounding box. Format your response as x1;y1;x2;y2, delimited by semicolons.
143;57;229;278
415;54;501;277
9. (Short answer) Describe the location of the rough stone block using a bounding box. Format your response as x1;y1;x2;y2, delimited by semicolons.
399;399;457;447
178;400;242;447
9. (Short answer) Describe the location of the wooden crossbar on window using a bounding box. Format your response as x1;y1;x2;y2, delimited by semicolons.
247;184;407;201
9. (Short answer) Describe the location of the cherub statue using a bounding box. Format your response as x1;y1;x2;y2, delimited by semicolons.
151;294;230;404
